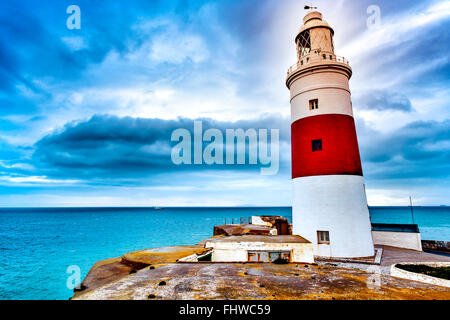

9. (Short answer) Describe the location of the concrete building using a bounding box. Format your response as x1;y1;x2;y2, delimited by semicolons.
204;235;314;263
286;11;374;258
372;223;422;251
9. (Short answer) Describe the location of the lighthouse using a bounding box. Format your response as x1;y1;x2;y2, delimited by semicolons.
286;10;374;258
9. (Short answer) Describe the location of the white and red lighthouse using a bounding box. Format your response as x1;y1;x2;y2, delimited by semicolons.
286;11;374;258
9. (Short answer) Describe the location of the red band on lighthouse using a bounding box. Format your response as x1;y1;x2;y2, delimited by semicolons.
291;114;363;179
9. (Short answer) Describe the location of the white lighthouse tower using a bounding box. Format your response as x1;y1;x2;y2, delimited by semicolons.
286;10;374;258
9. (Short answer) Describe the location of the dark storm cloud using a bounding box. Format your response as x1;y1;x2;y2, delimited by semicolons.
33;113;450;183
360;119;450;180
32;114;290;180
356;90;413;112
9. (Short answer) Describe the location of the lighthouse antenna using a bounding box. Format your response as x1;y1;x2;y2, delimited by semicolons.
409;196;415;225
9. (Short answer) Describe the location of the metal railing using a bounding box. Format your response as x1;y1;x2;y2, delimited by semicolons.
287;52;350;76
223;217;250;225
224;216;292;225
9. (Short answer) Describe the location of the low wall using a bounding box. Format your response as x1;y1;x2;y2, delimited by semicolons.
372;230;422;251
391;262;450;288
211;249;248;262
421;240;450;253
206;241;314;263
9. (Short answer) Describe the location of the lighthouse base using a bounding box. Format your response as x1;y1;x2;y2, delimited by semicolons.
292;175;374;258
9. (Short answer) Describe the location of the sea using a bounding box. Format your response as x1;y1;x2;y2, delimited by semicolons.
0;206;448;300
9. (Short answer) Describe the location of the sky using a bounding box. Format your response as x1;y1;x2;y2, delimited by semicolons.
0;0;449;207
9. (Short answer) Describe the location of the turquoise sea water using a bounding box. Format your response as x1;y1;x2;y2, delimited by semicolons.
0;206;448;300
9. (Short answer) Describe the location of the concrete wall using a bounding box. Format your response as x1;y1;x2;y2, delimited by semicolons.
292;246;315;263
205;241;314;263
251;216;271;227
372;230;422;251
211;249;248;262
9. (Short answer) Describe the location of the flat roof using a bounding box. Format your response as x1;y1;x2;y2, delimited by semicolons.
372;223;420;233
215;224;272;231
206;235;311;244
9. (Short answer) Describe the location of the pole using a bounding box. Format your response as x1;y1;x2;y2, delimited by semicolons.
409;196;415;225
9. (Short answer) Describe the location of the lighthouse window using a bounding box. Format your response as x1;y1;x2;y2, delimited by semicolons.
298;30;311;57
309;99;319;110
317;231;330;244
312;139;322;152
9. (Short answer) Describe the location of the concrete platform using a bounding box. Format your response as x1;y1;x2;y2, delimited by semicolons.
73;262;450;300
72;245;211;297
379;245;450;266
317;245;450;277
72;257;134;299
73;244;450;300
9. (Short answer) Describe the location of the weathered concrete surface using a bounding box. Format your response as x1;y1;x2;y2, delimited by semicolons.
72;257;134;298
122;245;210;269
380;245;450;266
213;224;275;236
74;263;450;300
73;245;211;298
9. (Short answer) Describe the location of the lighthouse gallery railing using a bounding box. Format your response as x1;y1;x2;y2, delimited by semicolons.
287;52;350;76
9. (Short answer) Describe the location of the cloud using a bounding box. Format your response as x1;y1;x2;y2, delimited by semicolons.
0;175;79;185
0;0;449;205
32;114;290;181
360;119;450;180
148;25;209;64
356;90;413;112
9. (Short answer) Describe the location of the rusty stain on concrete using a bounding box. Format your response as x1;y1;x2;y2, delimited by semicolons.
74;262;450;300
121;245;211;268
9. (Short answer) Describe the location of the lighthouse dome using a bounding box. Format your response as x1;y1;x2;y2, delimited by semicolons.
297;12;334;37
303;11;322;24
